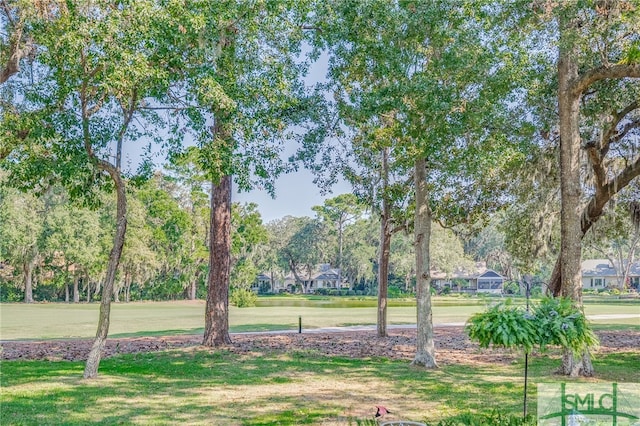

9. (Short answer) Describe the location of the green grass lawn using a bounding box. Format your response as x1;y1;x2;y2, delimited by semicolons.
1;297;638;425
1;297;638;340
1;348;638;425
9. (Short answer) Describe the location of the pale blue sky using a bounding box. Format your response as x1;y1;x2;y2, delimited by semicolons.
234;171;352;223
118;46;353;223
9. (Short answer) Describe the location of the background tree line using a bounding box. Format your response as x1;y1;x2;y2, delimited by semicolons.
3;169;638;304
0;172;484;303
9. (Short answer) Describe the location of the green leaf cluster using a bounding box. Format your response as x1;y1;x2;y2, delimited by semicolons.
466;297;599;355
466;299;538;353
532;297;599;354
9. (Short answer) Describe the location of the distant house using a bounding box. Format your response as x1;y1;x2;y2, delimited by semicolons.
251;272;287;294
581;259;640;290
283;264;346;294
252;264;347;294
431;262;505;294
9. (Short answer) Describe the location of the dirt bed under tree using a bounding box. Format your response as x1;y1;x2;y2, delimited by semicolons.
1;327;638;365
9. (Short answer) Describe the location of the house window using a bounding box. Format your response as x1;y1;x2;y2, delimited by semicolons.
478;280;501;290
594;278;603;287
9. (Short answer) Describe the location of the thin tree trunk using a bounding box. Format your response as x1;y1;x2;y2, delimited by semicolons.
124;269;131;303
79;74;137;377
23;258;35;303
188;276;196;300
412;157;437;368
73;274;80;303
64;282;69;303
377;147;391;338
203;174;232;346
83;174;127;379
378;214;391;338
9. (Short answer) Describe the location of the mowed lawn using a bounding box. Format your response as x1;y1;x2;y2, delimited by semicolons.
1;298;470;340
1;345;639;424
1;298;639;425
1;297;639;340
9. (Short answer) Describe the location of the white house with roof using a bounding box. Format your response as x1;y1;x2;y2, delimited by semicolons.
283;264;346;294
431;262;505;294
252;272;286;294
253;264;346;294
581;259;640;290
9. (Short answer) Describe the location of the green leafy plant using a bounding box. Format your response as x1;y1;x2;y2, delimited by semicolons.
229;287;257;308
466;297;600;419
531;297;599;354
466;299;537;353
466;297;599;355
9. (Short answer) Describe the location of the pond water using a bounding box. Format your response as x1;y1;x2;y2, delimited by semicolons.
254;297;492;308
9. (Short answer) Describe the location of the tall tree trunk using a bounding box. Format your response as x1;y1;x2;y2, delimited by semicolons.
557;16;591;377
73;274;80;303
203;174;232;346
377;147;391;337
83;175;127;379
190;265;201;300
124;270;131;303
86;275;91;303
558;27;583;303
23;257;35;303
411;157;437;368
377;212;391;338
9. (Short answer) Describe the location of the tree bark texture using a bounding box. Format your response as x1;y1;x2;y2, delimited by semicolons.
377;212;391;338
83;175;127;379
548;155;640;294
73;274;80;303
85;275;91;303
548;18;640;296
557;30;583;303
411;158;437;368
377;147;391;338
554;15;596;377
22;258;35;303
561;349;594;378
203;174;232;347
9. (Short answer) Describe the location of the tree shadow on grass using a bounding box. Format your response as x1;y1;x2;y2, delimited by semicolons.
2;350;638;425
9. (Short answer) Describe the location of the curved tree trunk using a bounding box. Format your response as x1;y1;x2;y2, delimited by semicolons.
203;174;232;346
411;157;437;368
83;174;127;379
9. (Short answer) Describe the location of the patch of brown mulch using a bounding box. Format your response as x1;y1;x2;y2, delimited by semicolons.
1;327;638;365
